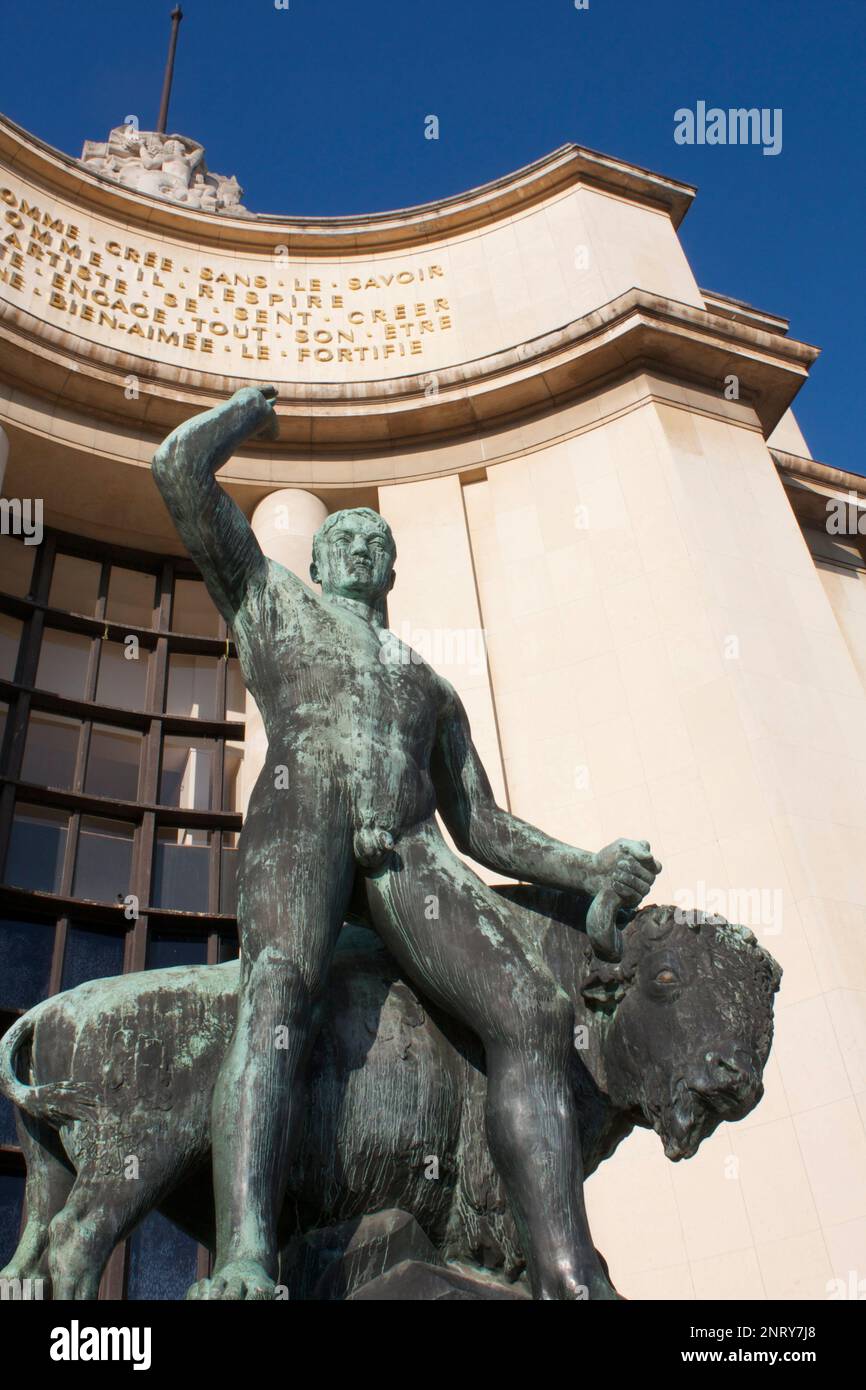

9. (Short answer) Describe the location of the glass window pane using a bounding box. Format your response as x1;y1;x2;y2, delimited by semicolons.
172;578;221;637
61;923;126;990
0;1036;18;1145
72;817;134;903
126;1209;200;1300
85;724;142;801
0;1172;26;1269
220;832;238;916
35;628;91;699
152;828;211;913
226;658;245;722
49;553;100;616
4;805;68;893
0;614;23;681
21;712;79;790
165;653;218;720
0;535;34;598
106;567;156;629
146;930;209;970
160;737;214;811
95;640;149;710
0;917;55;1009
1;1011;21;1144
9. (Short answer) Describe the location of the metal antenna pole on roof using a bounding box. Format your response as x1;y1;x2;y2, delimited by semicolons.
156;6;184;134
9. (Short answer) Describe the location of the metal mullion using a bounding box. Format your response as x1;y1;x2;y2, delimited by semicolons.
206;615;233;922
100;1247;126;1302
122;908;148;975
72;634;95;801
48;914;69;998
195;1244;212;1284
209;656;226;916
209;708;223;917
62;562;109;902
82;633;102;708
94;559;111;625
82;557;109;720
57;809;80;899
157;560;173;636
73;723;93;797
125;565;172;972
207;835;221;920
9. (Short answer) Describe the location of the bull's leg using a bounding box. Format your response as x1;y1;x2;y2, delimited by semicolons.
364;818;619;1301
0;1109;73;1295
187;786;356;1301
47;1176;159;1301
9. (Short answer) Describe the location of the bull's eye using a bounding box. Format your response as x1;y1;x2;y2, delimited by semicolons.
655;968;677;985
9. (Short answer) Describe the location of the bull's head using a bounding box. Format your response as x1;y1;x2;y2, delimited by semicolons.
578;905;782;1160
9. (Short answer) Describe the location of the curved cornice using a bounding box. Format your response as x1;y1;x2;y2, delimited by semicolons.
0;286;819;449
0;114;695;252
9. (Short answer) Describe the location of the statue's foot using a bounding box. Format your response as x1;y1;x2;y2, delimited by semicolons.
186;1259;275;1301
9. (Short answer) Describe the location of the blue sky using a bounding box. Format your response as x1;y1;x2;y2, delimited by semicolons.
2;0;863;470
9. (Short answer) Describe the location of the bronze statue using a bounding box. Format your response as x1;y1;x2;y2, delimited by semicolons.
0;386;781;1300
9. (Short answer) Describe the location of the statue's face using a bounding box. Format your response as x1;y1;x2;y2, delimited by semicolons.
312;512;395;604
164;140;184;158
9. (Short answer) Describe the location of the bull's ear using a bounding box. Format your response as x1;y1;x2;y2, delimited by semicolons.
581;966;629;1014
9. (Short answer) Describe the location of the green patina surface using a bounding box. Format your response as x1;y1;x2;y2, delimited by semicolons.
0;387;781;1303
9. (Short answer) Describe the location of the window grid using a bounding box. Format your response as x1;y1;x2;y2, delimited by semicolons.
0;529;244;1296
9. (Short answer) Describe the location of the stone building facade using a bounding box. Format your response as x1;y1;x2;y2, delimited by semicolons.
0;113;864;1299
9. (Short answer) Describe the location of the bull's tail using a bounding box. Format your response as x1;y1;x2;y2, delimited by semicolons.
0;1011;97;1127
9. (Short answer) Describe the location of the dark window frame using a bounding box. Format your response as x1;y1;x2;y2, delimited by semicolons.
0;527;243;1296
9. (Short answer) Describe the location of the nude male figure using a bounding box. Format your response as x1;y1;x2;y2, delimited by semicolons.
151;386;661;1301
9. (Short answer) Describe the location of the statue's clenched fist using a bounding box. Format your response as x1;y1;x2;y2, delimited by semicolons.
589;839;661;908
228;383;279;442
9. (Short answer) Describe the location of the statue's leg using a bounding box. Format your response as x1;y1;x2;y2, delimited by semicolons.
188;783;355;1301
0;1109;73;1293
364;821;616;1301
482;1022;615;1300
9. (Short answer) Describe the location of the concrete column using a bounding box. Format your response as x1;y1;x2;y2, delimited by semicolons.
240;488;328;812
0;425;8;495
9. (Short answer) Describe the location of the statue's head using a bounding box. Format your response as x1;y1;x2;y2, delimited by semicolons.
310;508;396;607
163;139;185;159
529;894;781;1163
590;907;781;1160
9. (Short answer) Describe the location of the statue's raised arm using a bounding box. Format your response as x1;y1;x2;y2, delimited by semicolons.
151;385;279;627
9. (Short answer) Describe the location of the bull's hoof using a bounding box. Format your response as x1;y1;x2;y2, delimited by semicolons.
186;1259;275;1301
